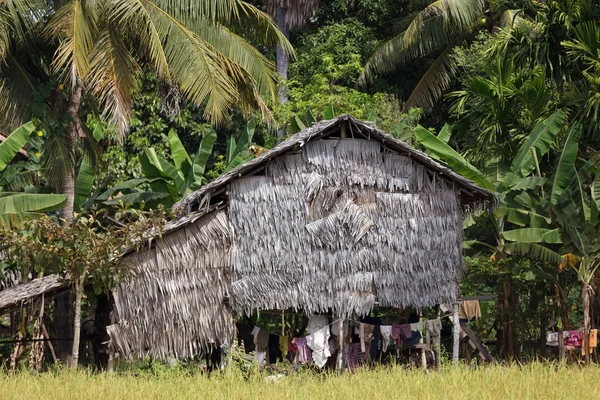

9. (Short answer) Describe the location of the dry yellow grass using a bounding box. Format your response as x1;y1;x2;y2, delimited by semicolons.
2;363;600;400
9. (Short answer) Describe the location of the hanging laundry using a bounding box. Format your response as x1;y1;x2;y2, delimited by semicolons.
252;326;270;365
306;315;331;369
380;325;392;352
546;331;570;346
582;329;598;356
426;318;442;346
347;342;361;370
565;330;582;347
359;323;375;359
399;324;412;339
459;300;481;321
279;335;289;358
391;325;403;347
331;320;341;336
410;321;425;332
293;337;312;364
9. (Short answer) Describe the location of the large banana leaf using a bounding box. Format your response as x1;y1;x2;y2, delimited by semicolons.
0;121;36;171
232;119;255;161
224;152;251;173
74;155;95;210
0;193;66;229
226;136;236;165
323;104;335;120
140;154;177;200
504;242;563;265
502;228;559;243
96;178;158;201
144;148;186;196
504;110;565;187
168;129;192;179
511;176;547;190
593;172;600;210
437;124;452;144
413;125;495;191
102;191;171;206
550;122;582;205
189;131;217;191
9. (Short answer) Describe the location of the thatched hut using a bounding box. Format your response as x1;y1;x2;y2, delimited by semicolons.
107;115;497;360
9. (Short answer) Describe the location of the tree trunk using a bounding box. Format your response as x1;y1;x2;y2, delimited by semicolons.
93;293;112;370
539;307;547;359
71;277;84;369
28;295;45;372
583;285;591;365
276;5;290;105
60;86;83;223
54;291;73;365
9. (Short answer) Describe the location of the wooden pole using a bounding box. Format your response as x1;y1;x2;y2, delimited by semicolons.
41;323;57;364
452;303;460;365
435;306;441;369
337;318;347;372
419;312;426;370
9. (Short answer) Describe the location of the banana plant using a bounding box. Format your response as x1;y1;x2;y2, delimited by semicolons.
96;120;256;208
0;122;67;229
412;110;569;359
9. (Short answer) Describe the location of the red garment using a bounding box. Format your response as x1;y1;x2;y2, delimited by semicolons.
565;330;582;347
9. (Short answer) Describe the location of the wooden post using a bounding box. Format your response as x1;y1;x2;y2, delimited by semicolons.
452;303;460;365
41;323;57;364
337;318;347;372
419;312;426;370
340;121;347;138
435;306;441;369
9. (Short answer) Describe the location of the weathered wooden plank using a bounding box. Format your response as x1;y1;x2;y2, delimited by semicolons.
460;320;495;362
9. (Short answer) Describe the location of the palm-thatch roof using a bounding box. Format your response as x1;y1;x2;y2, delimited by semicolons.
0;274;69;315
106;115;497;361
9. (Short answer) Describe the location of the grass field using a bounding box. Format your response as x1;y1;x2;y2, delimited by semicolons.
2;363;599;400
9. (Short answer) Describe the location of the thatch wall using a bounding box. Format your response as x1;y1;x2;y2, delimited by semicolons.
230;138;464;317
107;210;235;360
108;116;497;360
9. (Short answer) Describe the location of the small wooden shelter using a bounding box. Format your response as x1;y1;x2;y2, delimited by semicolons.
107;115;497;360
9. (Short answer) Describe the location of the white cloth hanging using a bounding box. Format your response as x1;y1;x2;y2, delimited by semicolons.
380;325;392;352
306;315;331;369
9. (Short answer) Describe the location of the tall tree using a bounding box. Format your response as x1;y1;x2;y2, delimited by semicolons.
268;0;318;104
358;0;487;114
0;0;293;223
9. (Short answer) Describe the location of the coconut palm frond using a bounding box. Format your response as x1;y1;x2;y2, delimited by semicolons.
359;0;484;86
46;0;99;87
198;21;279;100
236;2;295;57
0;0;45;45
142;0;237;125
266;0;319;29
87;24;139;139
0;53;38;129
111;0;170;80
40;129;76;192
404;45;456;113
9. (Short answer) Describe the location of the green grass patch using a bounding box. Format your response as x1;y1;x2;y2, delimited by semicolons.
1;363;599;399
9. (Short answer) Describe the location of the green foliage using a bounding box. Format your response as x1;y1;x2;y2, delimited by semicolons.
291;19;377;87
98;74;215;185
0;209;167;292
277;19;403;132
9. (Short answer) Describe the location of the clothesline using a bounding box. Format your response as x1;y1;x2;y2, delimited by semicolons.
249;318;342;338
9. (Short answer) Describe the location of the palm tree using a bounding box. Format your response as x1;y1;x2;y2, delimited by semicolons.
0;0;293;222
0;0;292;368
267;0;319;103
358;0;487;114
